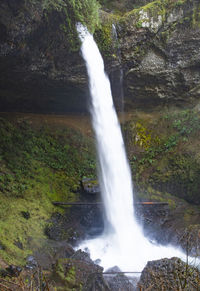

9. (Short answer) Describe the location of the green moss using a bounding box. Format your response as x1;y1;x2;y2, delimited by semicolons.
192;3;200;27
123;0;168;27
125;109;200;205
94;13;121;57
121;0;200;31
0;117;96;266
42;0;67;11
98;0;132;15
54;259;81;290
94;23;113;55
0;188;54;265
27;0;101;52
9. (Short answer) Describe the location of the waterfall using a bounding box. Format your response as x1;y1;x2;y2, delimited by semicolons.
111;23;124;113
76;23;187;272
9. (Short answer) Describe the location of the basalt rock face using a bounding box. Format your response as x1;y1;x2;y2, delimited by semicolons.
0;0;200;112
0;0;88;113
117;0;200;109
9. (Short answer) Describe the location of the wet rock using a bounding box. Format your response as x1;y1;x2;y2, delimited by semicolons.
0;242;5;250
105;273;136;291
82;178;100;194
106;266;121;273
45;206;104;245
21;211;30;219
118;0;200;109
5;265;22;277
14;240;23;250
0;0;88;114
135;199;200;255
45;212;74;242
32;240;75;270
26;255;38;269
93;266;138;291
83;272;111;291
1;0;200;113
53;250;105;290
138;257;200;291
135;203;171;244
178;224;200;257
71;249;92;263
80;205;104;237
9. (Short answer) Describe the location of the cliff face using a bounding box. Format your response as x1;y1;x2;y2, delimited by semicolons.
118;0;200;109
0;0;200;112
0;0;88;113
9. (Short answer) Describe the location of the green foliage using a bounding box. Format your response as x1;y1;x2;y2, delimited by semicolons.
94;12;121;57
0;118;96;197
42;0;67;11
40;0;100;51
172;110;200;135
94;22;113;56
124;109;200;204
0;117;96;265
124;0;168;23
98;0;131;15
192;3;200;27
67;0;100;33
54;259;80;290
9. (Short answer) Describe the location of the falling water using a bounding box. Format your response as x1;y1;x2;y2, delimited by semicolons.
76;23;188;272
111;24;124;113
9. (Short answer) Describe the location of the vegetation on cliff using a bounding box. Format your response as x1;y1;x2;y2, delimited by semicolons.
0;116;96;265
124;108;200;205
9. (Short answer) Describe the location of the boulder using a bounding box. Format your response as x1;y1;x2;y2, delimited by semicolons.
138;257;200;291
178;224;200;257
53;249;106;290
82;178;100;194
105;273;136;291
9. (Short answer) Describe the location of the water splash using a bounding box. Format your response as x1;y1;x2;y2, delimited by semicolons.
76;23;188;272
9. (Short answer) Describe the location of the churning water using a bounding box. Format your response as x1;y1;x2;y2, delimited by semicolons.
76;23;188;272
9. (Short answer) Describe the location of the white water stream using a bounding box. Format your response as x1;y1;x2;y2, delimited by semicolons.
76;24;190;272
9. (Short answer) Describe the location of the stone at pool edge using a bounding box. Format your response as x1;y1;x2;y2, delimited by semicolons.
82;178;100;194
138;257;200;291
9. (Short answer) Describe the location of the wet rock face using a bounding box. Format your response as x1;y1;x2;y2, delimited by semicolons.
0;0;88;113
53;250;107;290
118;0;200;109
104;273;136;291
178;225;200;257
45;205;104;244
138;257;200;291
0;0;200;112
82;178;100;194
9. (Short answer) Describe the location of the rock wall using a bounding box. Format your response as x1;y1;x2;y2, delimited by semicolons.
0;0;200;112
0;0;88;113
117;0;200;109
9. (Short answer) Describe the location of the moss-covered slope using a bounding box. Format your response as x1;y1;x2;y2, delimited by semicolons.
0;115;96;265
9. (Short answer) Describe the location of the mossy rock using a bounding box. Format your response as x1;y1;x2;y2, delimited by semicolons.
52;251;103;290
